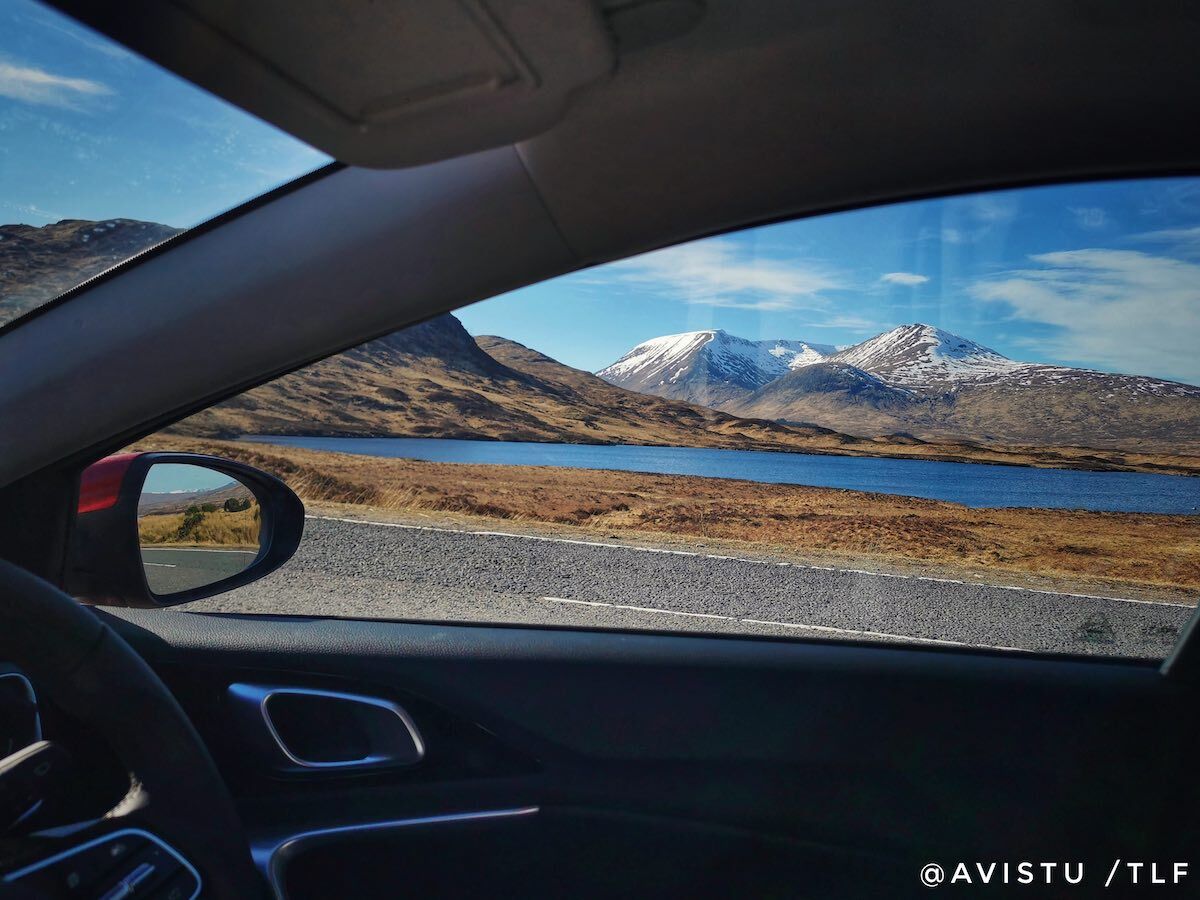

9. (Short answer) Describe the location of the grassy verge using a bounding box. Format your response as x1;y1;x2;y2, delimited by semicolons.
131;436;1200;598
139;505;260;548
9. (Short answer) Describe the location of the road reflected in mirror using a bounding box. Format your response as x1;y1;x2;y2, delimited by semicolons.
137;463;261;596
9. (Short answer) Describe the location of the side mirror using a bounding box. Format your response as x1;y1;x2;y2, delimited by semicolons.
66;452;304;607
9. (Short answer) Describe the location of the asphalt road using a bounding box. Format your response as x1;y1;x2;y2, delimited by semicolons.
142;547;258;595
176;516;1196;657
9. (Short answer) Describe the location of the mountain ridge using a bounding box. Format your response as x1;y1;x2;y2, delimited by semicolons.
600;323;1200;452
827;324;1027;389
596;328;835;408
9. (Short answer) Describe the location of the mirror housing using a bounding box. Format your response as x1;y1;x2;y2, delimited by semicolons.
66;452;304;608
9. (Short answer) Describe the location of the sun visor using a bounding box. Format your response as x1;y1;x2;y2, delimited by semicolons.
48;0;618;168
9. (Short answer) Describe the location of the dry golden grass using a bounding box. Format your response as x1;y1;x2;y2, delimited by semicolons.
131;436;1200;597
138;505;260;548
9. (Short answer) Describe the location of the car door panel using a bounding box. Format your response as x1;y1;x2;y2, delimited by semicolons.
99;608;1199;898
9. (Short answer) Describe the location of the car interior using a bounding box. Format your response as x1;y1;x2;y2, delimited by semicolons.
2;1;1200;897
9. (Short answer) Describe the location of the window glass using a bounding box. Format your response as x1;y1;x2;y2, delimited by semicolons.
0;0;329;327
143;178;1200;658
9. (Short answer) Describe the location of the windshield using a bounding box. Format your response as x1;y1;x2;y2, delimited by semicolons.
0;0;329;327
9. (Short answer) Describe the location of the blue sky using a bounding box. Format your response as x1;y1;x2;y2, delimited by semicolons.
142;464;238;495
0;0;326;227
460;178;1200;385
4;1;1200;386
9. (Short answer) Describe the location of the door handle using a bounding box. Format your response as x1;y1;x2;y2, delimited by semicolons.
228;684;425;772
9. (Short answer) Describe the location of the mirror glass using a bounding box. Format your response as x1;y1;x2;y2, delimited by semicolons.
137;463;262;595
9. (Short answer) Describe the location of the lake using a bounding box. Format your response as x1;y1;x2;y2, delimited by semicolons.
243;436;1200;515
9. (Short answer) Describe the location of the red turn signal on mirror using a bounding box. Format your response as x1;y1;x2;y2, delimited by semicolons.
68;451;304;608
77;453;142;514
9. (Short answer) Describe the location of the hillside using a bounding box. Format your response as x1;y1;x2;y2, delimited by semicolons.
736;362;924;436
170;314;865;452
138;481;254;515
0;218;181;324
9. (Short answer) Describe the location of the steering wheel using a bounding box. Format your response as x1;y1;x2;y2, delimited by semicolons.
0;558;260;897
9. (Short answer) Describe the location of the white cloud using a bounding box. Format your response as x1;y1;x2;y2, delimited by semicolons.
971;248;1200;384
1132;224;1200;256
608;239;842;311
0;60;111;109
1069;207;1109;230
1138;225;1200;242
803;314;884;332
963;194;1018;224
881;272;929;286
916;195;1020;247
29;15;137;62
0;200;61;224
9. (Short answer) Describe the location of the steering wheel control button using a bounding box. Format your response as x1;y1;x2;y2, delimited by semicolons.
155;869;201;900
0;672;41;758
98;862;157;900
0;740;70;832
1;829;200;899
98;880;132;900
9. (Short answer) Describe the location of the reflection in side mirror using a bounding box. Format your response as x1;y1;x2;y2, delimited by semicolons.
137;464;262;595
68;451;305;608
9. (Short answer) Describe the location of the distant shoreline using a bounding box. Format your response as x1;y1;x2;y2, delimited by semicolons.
217;431;1200;479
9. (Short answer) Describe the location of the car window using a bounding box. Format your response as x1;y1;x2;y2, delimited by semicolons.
136;177;1200;658
0;0;329;328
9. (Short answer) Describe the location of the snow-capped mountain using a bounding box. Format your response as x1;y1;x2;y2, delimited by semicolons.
828;324;1027;389
600;323;1200;450
828;323;1200;399
597;329;835;408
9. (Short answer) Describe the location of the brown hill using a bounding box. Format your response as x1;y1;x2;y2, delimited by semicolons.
735;363;923;436
736;362;1200;454
0;219;181;325
138;481;253;516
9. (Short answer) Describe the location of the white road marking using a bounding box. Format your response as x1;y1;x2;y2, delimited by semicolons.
306;515;1185;607
143;562;176;568
141;547;258;554
539;596;1033;653
545;596;736;621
